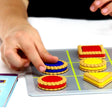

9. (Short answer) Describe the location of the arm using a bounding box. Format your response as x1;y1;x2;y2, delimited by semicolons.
0;0;58;72
90;0;112;16
0;0;28;38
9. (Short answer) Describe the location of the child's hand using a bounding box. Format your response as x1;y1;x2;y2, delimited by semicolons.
0;22;58;72
90;0;112;16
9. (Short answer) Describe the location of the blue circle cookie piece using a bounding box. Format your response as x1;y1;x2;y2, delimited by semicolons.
45;67;68;73
44;60;68;74
45;60;64;67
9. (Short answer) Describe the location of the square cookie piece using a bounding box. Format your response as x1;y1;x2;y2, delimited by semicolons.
84;72;112;88
78;45;105;59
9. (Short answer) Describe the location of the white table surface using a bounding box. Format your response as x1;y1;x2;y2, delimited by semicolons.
1;17;112;112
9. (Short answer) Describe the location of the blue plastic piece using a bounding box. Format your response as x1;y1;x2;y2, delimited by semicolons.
45;61;63;67
45;67;67;73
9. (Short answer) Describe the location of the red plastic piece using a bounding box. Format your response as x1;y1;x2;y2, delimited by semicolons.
42;75;62;82
82;45;101;52
78;45;105;58
79;54;105;58
38;82;66;89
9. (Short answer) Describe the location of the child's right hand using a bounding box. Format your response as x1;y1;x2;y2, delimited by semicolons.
0;20;58;72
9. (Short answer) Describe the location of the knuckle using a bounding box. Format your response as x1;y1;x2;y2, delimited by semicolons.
11;60;24;68
4;36;11;42
15;64;23;68
42;49;48;54
15;30;26;37
23;43;32;51
42;49;50;56
4;49;12;58
18;61;27;68
14;30;28;41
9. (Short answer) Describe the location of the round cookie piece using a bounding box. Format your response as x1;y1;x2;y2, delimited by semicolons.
79;58;106;72
38;75;67;91
44;60;68;75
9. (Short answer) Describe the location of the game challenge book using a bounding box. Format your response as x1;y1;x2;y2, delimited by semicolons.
0;74;18;107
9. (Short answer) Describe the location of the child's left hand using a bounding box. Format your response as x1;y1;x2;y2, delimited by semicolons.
90;0;112;16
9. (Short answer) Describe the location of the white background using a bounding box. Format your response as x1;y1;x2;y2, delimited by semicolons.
1;17;112;112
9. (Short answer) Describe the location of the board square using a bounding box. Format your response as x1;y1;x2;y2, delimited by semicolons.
78;45;105;59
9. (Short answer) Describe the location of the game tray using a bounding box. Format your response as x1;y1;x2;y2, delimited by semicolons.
25;48;112;97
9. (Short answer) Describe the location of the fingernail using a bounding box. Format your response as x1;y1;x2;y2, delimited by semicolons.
90;5;95;11
95;1;100;6
39;66;46;72
102;8;108;14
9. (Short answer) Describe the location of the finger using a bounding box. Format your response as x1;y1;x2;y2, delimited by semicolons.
21;42;46;72
109;12;112;16
41;51;59;63
1;54;11;68
90;1;100;12
9;64;29;71
90;0;111;12
37;46;59;63
34;40;58;63
1;47;30;71
4;48;30;68
32;33;59;63
0;44;11;68
101;2;112;15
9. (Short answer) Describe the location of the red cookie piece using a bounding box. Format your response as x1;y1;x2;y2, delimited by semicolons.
38;75;67;91
78;45;105;59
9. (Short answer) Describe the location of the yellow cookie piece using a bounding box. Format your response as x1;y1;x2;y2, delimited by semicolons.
79;58;106;72
84;72;112;88
84;58;102;65
80;65;106;71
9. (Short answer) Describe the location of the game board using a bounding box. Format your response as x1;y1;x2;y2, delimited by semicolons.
25;48;112;97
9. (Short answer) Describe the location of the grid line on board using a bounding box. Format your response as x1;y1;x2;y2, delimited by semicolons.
105;49;112;65
66;50;81;90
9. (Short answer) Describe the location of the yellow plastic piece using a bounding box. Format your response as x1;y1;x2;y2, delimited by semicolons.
79;58;106;72
84;72;112;88
38;85;67;91
80;65;106;71
84;58;102;65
